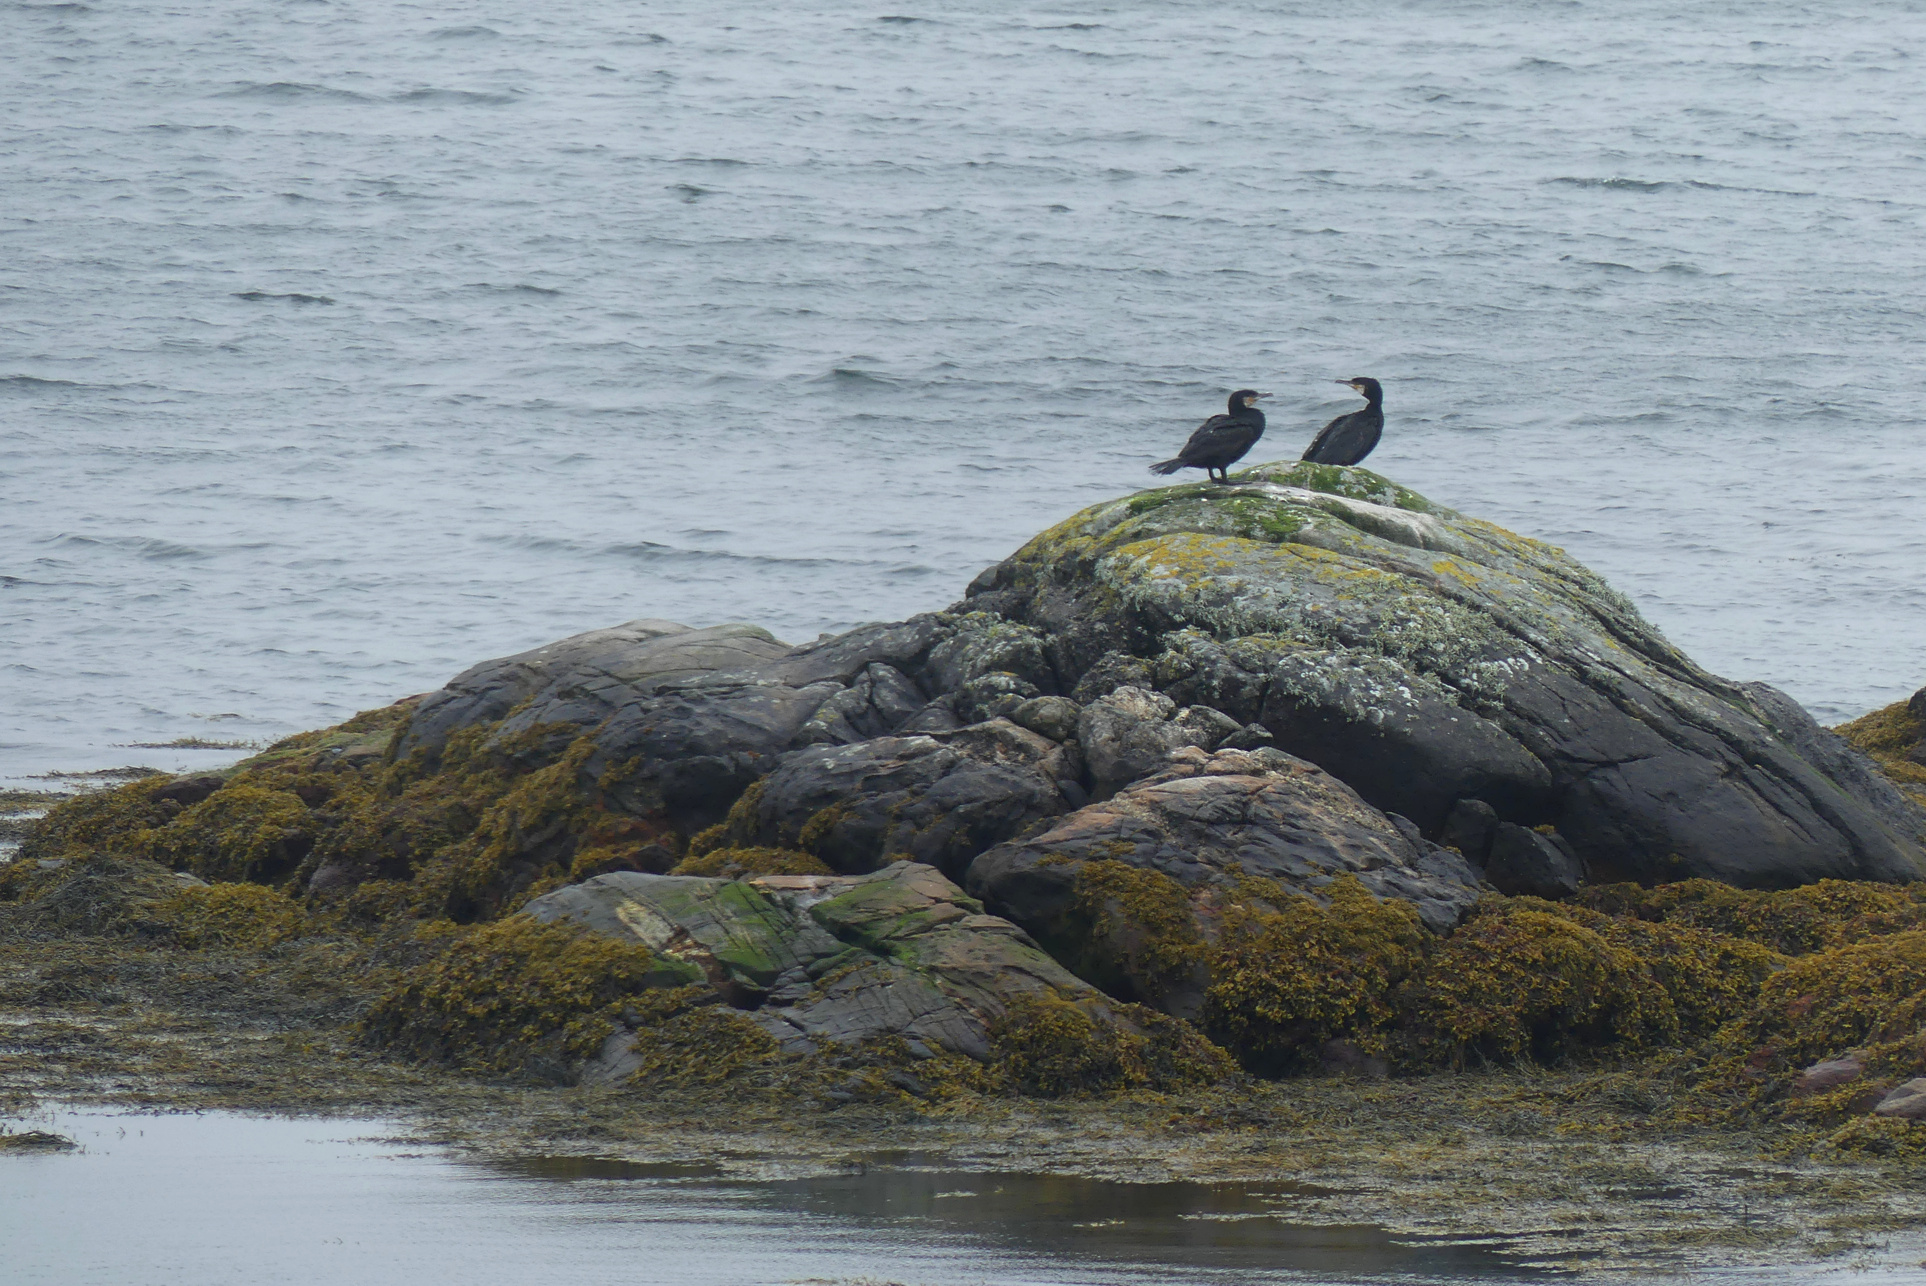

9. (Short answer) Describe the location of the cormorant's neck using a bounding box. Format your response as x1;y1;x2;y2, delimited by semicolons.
1360;389;1383;407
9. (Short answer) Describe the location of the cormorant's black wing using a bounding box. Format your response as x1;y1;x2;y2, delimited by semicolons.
1179;413;1253;461
1300;412;1344;462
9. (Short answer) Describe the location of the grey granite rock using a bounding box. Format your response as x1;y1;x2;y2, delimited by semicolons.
525;861;1096;1064
963;463;1925;888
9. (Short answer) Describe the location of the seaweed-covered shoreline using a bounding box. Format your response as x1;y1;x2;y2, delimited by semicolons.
5;907;1926;1277
8;465;1926;1276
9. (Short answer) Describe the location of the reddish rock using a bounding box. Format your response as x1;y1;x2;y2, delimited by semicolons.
1792;1053;1864;1097
1873;1079;1926;1119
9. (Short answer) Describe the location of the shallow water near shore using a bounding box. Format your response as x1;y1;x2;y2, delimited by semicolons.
1;1108;1537;1285
5;0;1926;785
3;1107;1925;1286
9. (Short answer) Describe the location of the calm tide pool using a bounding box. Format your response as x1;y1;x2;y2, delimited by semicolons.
4;1108;1926;1286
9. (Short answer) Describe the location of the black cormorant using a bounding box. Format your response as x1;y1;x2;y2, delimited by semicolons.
1149;389;1269;484
1300;377;1383;466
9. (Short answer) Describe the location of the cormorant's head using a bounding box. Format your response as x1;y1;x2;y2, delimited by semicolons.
1230;389;1270;411
1336;377;1382;401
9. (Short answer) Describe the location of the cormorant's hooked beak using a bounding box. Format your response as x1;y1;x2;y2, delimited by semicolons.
1252;391;1272;399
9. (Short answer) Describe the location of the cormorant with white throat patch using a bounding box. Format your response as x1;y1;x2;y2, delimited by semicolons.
1300;377;1384;466
1149;389;1269;484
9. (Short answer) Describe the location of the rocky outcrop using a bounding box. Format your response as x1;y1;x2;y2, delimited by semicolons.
968;745;1481;937
524;860;1100;1061
78;463;1916;943
721;720;1081;881
962;463;1925;888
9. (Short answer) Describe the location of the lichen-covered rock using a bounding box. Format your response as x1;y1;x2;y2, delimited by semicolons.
524;860;1103;1061
963;462;1925;887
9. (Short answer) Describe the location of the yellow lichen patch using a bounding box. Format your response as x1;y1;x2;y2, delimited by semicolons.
158;882;309;950
670;846;832;878
988;993;1233;1097
1202;875;1430;1074
360;915;698;1081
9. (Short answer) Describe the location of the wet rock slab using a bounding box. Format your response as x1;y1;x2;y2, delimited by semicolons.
524;860;1095;1064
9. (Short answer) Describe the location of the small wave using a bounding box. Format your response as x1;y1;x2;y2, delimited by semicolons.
668;156;751;167
17;2;93;10
817;367;899;389
429;25;498;38
215;81;376;103
391;88;520;106
1516;57;1575;72
878;15;933;23
1040;22;1103;29
670;183;711;202
601;542;843;570
467;282;562;296
1546;176;1671;192
48;534;209;561
233;291;335;304
1;374;84;391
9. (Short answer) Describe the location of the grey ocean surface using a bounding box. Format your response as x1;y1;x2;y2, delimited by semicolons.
3;0;1925;783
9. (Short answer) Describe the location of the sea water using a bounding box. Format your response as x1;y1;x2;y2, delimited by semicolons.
7;1107;1926;1285
4;0;1925;784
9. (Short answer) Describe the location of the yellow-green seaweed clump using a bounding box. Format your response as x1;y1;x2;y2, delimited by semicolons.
159;882;310;950
142;784;315;884
1056;860;1205;1007
1711;929;1926;1078
1572;878;1926;956
669;846;832;878
359;916;702;1081
1393;902;1677;1066
1203;875;1430;1075
1835;698;1926;808
988;993;1234;1097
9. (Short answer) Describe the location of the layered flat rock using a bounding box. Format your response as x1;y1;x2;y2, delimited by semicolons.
967;745;1483;938
523;860;1095;1062
961;462;1926;888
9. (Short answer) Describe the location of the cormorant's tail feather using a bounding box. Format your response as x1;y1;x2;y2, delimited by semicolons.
1148;458;1185;475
